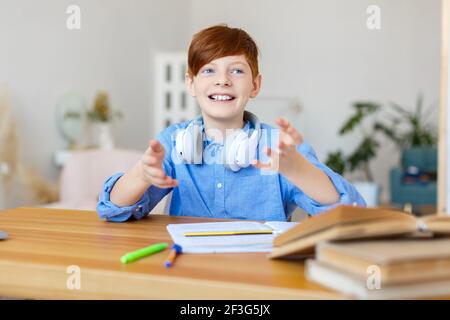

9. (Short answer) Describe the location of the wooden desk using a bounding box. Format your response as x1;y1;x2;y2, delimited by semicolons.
0;207;341;300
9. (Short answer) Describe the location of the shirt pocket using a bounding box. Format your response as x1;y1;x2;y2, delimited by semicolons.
225;174;285;221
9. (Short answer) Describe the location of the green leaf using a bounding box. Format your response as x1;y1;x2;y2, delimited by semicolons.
374;122;400;144
339;102;380;135
347;136;379;172
325;151;346;175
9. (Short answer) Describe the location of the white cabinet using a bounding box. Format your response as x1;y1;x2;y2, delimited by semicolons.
153;52;199;136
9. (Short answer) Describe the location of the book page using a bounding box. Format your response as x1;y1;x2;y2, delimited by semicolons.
420;215;450;234
264;221;299;234
167;221;274;253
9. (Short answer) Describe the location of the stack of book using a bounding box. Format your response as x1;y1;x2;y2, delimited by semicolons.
306;238;450;299
269;205;450;299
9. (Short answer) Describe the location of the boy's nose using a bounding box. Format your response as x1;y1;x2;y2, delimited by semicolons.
214;74;231;87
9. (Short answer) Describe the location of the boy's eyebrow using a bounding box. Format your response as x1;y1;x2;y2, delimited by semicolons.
229;61;249;67
205;61;249;67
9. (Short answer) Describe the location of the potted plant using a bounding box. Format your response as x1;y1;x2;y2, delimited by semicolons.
87;91;122;149
375;94;437;169
325;102;383;206
374;94;438;207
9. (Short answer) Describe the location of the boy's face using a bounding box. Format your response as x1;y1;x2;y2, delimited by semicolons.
185;55;261;124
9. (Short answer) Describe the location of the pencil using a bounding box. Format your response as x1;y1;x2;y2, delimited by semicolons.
183;230;273;237
164;244;182;268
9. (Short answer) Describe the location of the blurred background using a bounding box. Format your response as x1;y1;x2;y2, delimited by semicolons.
0;0;441;216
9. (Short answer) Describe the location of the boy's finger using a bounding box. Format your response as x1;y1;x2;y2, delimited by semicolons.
264;146;272;157
154;182;173;188
278;140;289;153
286;126;303;145
149;176;171;186
155;178;178;188
266;145;285;158
275;117;291;130
142;155;160;166
278;139;296;152
251;159;272;170
145;167;167;179
155;179;178;188
148;140;164;154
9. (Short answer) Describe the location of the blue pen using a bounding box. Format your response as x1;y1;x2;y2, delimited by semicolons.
164;244;182;268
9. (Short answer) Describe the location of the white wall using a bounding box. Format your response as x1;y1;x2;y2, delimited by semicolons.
0;0;441;205
0;0;191;206
190;0;441;202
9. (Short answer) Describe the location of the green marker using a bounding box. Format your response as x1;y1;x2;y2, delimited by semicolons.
120;242;169;264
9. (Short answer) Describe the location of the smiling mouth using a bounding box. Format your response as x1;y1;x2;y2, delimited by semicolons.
208;94;236;102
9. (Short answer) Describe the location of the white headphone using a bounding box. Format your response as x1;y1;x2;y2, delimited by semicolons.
175;111;261;172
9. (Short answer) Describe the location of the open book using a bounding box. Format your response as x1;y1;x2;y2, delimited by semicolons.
269;205;450;259
167;221;297;253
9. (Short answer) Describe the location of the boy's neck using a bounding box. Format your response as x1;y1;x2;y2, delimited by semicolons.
202;112;245;144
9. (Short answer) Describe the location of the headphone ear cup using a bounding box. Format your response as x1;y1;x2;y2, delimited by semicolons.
183;127;193;163
226;131;247;172
192;124;203;164
175;123;203;164
247;130;259;164
236;139;250;168
175;129;186;161
235;130;258;168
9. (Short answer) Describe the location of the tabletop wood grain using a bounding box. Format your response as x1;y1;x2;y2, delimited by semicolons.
0;207;342;299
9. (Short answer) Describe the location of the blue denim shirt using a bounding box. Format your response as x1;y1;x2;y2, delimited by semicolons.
97;120;366;222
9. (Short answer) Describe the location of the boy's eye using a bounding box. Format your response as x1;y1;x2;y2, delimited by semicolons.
231;68;244;74
201;68;214;74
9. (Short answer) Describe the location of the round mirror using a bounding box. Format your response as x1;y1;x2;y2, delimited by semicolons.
55;93;87;148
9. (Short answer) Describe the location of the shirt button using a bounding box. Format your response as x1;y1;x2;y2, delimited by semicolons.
217;183;223;189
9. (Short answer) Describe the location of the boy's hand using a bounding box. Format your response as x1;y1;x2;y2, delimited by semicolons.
138;140;178;188
252;117;304;177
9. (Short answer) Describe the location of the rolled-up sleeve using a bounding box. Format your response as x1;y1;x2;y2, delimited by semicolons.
96;127;176;222
97;173;150;222
284;141;366;216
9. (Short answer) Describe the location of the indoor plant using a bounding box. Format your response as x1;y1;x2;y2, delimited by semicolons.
375;95;438;207
325;102;383;206
374;94;437;166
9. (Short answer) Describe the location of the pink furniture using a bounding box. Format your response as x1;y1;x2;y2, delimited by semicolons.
45;149;171;214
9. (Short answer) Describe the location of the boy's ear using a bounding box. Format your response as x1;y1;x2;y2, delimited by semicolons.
185;73;196;97
249;74;262;98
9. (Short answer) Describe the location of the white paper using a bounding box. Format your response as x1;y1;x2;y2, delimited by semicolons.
264;221;299;234
166;220;298;254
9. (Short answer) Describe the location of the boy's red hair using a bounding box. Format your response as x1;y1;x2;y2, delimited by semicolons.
187;25;259;79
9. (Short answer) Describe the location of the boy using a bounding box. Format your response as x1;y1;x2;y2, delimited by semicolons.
97;25;365;222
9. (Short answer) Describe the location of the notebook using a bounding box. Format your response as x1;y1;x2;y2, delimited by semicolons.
166;221;298;253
